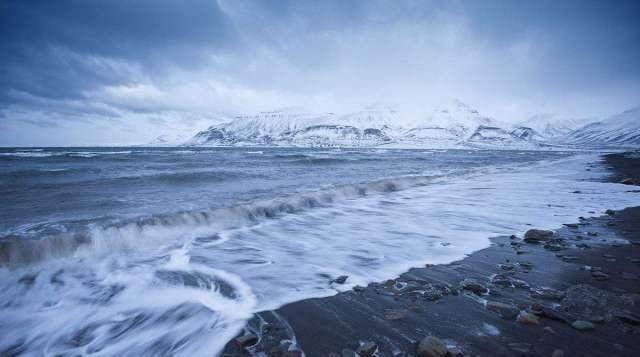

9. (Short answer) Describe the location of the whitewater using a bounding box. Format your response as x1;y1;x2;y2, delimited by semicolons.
0;147;638;356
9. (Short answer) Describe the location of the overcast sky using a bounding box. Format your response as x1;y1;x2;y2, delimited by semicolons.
1;0;639;146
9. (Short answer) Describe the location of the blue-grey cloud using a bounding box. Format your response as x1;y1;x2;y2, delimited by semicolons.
1;0;639;146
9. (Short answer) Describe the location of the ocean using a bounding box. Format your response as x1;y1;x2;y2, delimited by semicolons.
1;147;638;356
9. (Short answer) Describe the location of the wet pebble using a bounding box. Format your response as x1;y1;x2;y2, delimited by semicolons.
416;336;448;357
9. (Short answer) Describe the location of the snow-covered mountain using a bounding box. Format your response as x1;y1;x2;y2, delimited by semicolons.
187;100;545;148
566;106;640;147
520;114;594;138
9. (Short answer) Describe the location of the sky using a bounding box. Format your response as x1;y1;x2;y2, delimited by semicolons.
1;0;639;146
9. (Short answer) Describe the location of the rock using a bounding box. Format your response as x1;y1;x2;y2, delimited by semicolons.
235;333;258;348
552;349;565;357
621;178;637;185
384;309;405;321
486;301;519;320
605;209;615;216
459;278;487;295
524;229;554;243
333;275;348;284
507;342;532;354
416;336;448;357
353;285;366;292
587;231;598;236
342;348;356;357
571;320;595;330
356;341;377;357
513;279;531;290
614;311;640;325
591;271;609;281
621;272;638;280
531;287;565;300
517;311;540;325
563;223;579;229
543;326;555;334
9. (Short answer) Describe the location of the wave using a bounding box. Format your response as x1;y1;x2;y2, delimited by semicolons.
0;150;133;159
0;171;453;267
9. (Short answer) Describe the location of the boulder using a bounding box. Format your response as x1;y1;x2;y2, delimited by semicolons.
524;229;554;243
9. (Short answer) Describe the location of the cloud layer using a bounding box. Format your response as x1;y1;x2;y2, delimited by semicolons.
1;0;639;145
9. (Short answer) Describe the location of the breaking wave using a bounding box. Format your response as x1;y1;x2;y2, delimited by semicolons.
0;171;452;267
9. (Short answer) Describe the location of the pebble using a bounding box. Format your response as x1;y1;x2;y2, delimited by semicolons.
459;278;488;295
356;341;377;357
507;342;532;354
571;320;595;330
384;309;405;321
543;326;555;334
552;349;565;357
621;272;638;280
416;336;448;357
591;271;609;281
486;301;519;320
342;348;356;357
516;311;540;325
333;275;349;284
235;333;258;348
563;223;579;229
614;311;640;325
531;287;565;300
605;209;615;216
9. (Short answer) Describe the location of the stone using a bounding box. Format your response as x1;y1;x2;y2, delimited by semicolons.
333;275;348;284
523;229;554;243
416;336;448;357
621;272;638;280
507;342;532;354
591;271;609;281
459;278;487;295
356;341;377;357
543;326;555;334
621;178;637;185
517;311;540;325
614;311;640;325
342;348;356;357
531;287;565;300
571;320;595;330
563;223;579;229
235;333;258;348
486;301;519;320
384;309;405;321
353;285;366;292
552;349;565;357
605;209;615;216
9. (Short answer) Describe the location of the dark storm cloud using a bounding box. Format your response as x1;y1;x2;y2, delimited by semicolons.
0;0;235;106
1;0;639;146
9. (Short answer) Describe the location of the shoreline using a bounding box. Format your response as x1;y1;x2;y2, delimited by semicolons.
223;151;640;357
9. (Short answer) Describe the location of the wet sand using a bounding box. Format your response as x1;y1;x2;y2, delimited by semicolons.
223;151;640;357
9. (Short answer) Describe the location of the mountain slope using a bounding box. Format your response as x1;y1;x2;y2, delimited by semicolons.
566;107;640;147
187;100;544;148
520;114;594;138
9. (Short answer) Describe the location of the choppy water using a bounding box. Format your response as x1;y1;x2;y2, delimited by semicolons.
1;147;638;356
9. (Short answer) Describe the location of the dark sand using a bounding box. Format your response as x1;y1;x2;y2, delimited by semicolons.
223;152;640;357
